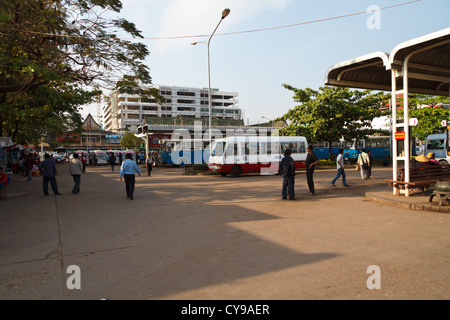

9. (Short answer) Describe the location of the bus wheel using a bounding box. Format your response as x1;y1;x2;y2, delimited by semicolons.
439;160;448;165
230;165;242;177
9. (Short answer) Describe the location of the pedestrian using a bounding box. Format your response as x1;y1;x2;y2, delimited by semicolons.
0;166;8;199
140;152;144;165
25;153;36;182
305;146;320;196
280;148;296;200
120;152;141;200
145;152;153;176
109;152;116;171
331;148;350;187
69;152;83;194
357;148;371;180
118;152;123;165
38;153;62;196
367;150;374;179
80;152;86;172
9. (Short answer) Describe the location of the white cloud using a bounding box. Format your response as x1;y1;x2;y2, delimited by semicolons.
154;0;291;52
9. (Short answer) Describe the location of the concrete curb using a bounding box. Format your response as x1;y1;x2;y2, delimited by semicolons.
365;192;450;213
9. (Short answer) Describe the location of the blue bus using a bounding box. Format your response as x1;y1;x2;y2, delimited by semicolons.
311;136;391;163
160;138;210;166
343;135;390;163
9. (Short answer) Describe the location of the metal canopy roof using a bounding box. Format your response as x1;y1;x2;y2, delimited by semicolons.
325;27;450;96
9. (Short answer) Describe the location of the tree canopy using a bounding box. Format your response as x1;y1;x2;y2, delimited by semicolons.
120;131;142;150
406;95;450;141
276;85;388;157
0;0;157;143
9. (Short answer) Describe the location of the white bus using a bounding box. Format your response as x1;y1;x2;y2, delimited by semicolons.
425;133;449;164
208;136;308;177
91;150;108;165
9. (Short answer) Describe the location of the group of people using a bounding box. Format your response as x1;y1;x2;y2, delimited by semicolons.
33;150;157;200
280;146;321;200
413;152;440;166
280;147;377;200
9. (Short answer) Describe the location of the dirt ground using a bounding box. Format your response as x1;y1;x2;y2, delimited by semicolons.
0;163;449;300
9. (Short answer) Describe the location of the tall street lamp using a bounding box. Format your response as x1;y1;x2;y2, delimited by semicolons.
191;8;230;154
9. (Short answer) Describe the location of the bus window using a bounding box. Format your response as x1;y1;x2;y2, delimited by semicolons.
281;142;299;153
427;139;445;149
225;142;238;157
212;141;226;157
247;142;258;156
299;142;306;153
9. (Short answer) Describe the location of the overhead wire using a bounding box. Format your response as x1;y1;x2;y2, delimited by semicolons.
4;0;422;41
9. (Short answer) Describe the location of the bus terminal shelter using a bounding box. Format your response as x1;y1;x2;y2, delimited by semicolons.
325;28;450;196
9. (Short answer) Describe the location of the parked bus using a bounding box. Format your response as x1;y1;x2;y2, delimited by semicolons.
343;135;391;163
90;150;108;165
160;138;210;166
208;136;308;177
312;141;345;160
425;133;449;164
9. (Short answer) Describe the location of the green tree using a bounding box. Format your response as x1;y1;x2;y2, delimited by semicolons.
276;85;388;158
0;0;158;142
120;131;142;150
408;95;450;141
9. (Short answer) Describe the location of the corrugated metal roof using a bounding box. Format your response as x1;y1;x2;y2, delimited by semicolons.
325;27;450;96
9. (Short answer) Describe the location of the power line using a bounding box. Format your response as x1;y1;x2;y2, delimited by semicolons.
5;0;421;41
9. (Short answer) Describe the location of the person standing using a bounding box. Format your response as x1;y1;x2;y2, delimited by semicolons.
367;150;374;179
331;148;350;187
118;152;123;166
357;149;370;180
69;152;83;194
120;153;141;200
145;152;153;176
109;152;116;172
280;148;296;200
38;153;62;196
305;146;320;196
25;153;36;182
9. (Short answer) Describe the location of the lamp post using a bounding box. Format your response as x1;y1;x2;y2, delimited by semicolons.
261;116;274;128
191;8;230;153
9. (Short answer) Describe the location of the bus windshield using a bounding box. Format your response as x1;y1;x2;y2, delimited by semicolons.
212;142;226;157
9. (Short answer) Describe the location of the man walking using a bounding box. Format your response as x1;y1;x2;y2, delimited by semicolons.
305;146;320;196
69;153;83;194
109;152;116;172
357;148;371;180
24;153;36;182
38;153;62;196
280;148;296;200
120;153;141;200
331;148;350;187
145;152;153;176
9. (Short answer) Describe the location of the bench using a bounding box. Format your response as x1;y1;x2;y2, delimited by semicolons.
386;165;450;194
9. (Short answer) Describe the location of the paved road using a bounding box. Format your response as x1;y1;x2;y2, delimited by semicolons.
0;163;449;300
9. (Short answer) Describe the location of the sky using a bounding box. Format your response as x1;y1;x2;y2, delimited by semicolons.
81;0;450;126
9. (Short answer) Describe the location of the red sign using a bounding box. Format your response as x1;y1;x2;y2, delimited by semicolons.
395;132;406;140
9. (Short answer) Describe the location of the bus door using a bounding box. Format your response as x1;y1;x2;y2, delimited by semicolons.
224;140;239;165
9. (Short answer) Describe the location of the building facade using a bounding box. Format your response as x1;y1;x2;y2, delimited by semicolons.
103;85;241;133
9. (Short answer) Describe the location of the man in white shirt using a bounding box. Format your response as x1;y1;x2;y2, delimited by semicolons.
331;148;350;187
357;148;371;180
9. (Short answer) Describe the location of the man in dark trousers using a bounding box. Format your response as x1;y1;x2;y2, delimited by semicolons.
120;153;141;200
109;152;116;172
38;153;62;196
280;148;296;200
305;146;320;196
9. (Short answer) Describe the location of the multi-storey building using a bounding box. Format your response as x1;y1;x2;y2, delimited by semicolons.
103;85;241;133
